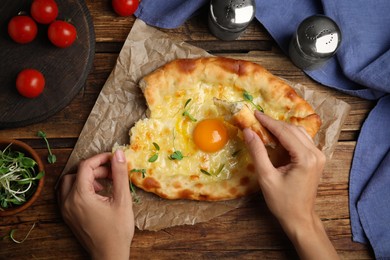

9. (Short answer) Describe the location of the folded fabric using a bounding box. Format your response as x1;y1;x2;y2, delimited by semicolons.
354;95;390;258
357;150;390;258
135;0;390;257
135;0;208;29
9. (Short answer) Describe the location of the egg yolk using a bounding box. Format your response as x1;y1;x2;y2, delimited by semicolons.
193;119;228;153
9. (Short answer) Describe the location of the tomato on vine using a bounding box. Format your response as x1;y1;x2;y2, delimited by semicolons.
16;69;46;98
8;15;38;44
31;0;59;24
112;0;139;17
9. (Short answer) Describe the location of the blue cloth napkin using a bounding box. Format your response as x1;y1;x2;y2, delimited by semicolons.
355;96;390;256
135;1;390;258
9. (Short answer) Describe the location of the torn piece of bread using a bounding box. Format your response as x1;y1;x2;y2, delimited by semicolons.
213;98;277;148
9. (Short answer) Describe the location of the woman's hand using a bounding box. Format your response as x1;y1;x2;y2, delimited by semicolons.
244;111;338;260
58;150;134;260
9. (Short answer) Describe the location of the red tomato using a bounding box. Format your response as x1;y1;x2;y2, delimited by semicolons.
8;16;38;44
48;20;77;48
112;0;139;16
16;69;45;98
31;0;59;24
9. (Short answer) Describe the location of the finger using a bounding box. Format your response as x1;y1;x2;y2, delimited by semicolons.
297;126;314;143
78;152;111;173
92;167;110;192
76;153;112;192
279;125;314;153
254;112;309;159
57;173;76;205
284;124;314;148
243;128;275;178
111;149;131;205
93;166;110;180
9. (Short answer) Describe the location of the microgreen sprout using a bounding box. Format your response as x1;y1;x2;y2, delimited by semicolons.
130;168;146;178
169;150;184;161
184;98;191;108
129;182;140;204
0;145;44;209
200;169;211;176
37;131;56;164
148;154;158;162
5;223;36;244
129;169;144;203
169;130;186;161
243;91;264;113
182;99;197;122
148;142;160;163
200;164;225;176
152;142;160;151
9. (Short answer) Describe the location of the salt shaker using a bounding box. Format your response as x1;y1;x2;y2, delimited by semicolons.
289;15;342;70
208;0;256;41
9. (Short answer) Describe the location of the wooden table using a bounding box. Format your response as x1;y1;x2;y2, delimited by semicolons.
0;2;375;259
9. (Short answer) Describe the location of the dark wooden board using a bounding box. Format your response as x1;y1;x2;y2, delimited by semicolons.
0;0;95;128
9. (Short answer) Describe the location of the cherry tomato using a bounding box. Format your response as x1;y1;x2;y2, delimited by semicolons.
8;16;38;44
48;20;77;48
112;0;139;17
16;69;46;98
31;0;59;24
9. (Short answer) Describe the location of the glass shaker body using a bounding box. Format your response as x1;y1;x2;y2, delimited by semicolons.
208;0;256;41
289;15;342;70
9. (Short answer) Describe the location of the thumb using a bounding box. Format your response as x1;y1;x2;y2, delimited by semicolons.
111;149;131;205
243;128;275;179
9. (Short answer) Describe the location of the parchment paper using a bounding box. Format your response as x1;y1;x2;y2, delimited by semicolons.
60;19;350;231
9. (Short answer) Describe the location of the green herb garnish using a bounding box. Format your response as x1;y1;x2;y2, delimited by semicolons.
200;164;225;176
37;131;56;164
148;142;160;163
182;99;197;122
0;145;44;209
243;91;264;112
169;150;184;161
200;169;211;176
152;142;160;151
182;111;197;122
215;164;225;175
130;168;146;178
184;98;192;108
169;130;185;161
129;182;140;204
148;154;158;163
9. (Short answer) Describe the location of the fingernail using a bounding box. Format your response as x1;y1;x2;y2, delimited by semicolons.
243;128;254;143
115;149;126;163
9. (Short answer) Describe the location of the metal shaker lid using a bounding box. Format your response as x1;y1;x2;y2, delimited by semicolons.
209;0;256;32
296;15;342;59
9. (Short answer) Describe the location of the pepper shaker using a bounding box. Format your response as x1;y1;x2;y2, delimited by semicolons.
289;15;342;70
208;0;256;41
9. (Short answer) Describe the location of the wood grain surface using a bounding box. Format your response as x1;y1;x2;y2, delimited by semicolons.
0;1;375;259
0;0;94;128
